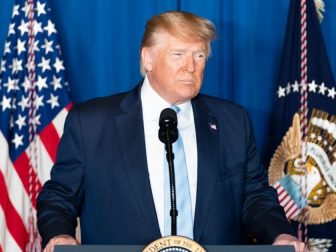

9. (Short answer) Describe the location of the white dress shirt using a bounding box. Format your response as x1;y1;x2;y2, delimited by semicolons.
140;76;198;236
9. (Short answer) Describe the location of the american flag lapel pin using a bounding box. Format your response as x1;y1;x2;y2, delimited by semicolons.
209;122;217;131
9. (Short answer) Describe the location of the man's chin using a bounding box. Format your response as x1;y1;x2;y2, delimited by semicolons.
177;92;199;103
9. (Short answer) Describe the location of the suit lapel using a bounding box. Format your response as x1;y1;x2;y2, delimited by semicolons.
115;85;161;237
192;97;219;241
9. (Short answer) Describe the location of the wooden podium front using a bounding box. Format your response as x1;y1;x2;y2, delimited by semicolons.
55;245;295;252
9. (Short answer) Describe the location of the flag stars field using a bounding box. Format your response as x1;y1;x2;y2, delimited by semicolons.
38;57;51;73
277;85;286;97
25;60;35;72
34;94;44;110
308;80;318;92
31;114;42;128
47;94;59;109
12;5;19;17
44;20;57;36
319;83;328;95
4;42;11;54
21;77;31;92
21;2;29;17
33;21;43;36
0;61;5;73
12;133;24;149
10;58;23;74
17;20;29;36
16;39;26;55
51;76;62;91
328;87;336;99
33;40;40;52
53;58;65;73
42;39;54;54
1;96;11;111
292;81;300;92
15;114;26;131
277;81;336;100
17;95;29;111
8;23;15;36
36;1;46;16
285;83;291;94
4;77;18;93
35;76;48;91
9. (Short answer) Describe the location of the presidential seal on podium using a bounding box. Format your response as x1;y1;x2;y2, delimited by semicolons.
142;236;206;252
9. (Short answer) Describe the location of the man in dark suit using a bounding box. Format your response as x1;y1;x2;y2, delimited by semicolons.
37;11;307;252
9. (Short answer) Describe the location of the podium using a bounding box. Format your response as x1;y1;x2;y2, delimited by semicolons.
55;245;295;252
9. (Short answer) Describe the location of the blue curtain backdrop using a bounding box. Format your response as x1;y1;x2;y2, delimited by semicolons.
1;0;335;157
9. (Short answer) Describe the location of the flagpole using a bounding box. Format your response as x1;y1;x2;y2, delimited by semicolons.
299;0;309;244
27;0;41;251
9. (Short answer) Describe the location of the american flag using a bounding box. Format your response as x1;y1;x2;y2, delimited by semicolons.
0;0;72;251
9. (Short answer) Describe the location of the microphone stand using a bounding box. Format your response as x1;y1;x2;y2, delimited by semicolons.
164;126;178;236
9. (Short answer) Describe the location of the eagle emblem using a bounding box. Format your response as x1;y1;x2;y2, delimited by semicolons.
269;109;336;224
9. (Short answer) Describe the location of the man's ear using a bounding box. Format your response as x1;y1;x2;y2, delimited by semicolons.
141;47;153;72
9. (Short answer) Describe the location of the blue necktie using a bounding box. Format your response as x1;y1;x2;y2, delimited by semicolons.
164;106;193;239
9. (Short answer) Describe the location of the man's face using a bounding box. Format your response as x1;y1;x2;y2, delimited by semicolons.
142;31;207;104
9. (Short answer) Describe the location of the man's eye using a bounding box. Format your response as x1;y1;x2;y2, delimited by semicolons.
170;53;183;59
195;53;206;60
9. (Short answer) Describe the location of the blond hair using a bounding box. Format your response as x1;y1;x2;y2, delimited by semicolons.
140;11;216;76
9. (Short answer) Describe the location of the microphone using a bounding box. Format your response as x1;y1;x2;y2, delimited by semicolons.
159;108;178;144
158;108;178;236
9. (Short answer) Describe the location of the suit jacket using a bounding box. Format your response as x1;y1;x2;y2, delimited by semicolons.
37;83;294;247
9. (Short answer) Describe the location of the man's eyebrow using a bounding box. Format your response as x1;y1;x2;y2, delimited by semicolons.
170;48;186;52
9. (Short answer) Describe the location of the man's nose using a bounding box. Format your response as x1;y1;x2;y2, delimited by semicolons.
184;55;195;73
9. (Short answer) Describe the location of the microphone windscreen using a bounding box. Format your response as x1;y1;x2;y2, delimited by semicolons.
159;108;177;127
158;108;178;144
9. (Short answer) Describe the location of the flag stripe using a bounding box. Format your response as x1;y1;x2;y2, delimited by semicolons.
13;152;42;208
278;189;287;201
39;122;60;162
66;102;73;111
277;188;285;196
53;106;71;137
274;182;301;220
0;206;21;252
33;136;55;186
287;205;300;219
283;198;295;212
282;195;293;209
0;133;32;230
274;183;281;190
0;170;28;251
287;208;300;219
0;130;41;209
